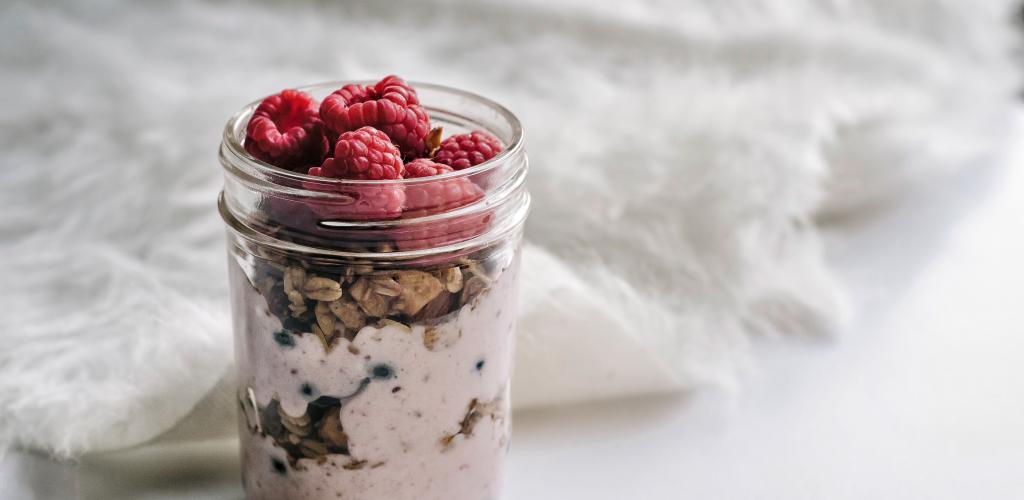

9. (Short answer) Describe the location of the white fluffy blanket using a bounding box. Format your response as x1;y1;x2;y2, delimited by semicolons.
0;0;1017;457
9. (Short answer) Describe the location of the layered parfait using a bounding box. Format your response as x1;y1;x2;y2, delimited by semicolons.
220;76;526;500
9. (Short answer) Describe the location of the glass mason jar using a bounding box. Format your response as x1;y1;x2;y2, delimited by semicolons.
217;82;529;500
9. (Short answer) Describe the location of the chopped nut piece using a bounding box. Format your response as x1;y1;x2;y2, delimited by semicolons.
423;328;439;351
283;266;307;295
278;405;311;426
359;292;391;317
459;275;489;307
347;263;374;276
341;267;356;284
421;324;461;351
328;298;366;331
393;271;444;316
286;290;307;316
440;397;497;450
281;413;310;437
425;126;443;157
349;278;393;317
313;324;332;351
413;291;454;322
343;459;368;470
318;407;349;449
348;278;369;300
314;302;335;337
370;277;402;297
459;258;492;284
437;267;463;293
300;439;328;456
302;277;343;301
376;318;412;334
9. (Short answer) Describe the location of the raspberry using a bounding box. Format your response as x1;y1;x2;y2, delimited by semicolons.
327;83;377;108
404;158;453;179
321;126;404;180
374;75;420;107
312;182;406;221
433;131;504;170
303;164;405;221
319;76;430;157
397;159;488;250
379;105;431;159
303;127;405;222
403;159;483;213
245;89;329;169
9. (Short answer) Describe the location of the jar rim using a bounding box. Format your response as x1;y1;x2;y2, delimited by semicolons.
221;80;524;186
218;191;530;261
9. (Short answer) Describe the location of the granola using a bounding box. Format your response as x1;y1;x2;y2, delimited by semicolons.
248;251;497;353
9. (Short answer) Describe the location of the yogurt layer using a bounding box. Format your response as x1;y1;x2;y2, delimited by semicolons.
229;252;520;500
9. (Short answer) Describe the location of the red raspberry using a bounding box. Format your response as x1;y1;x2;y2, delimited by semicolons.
374;75;420;107
308;181;406;221
303;163;405;221
319;76;430;158
245;90;329;169
327;83;377;108
433;131;504;170
378;105;431;159
404;157;453;178
321;126;404;180
403;159;483;213
397;159;487;250
300;127;404;221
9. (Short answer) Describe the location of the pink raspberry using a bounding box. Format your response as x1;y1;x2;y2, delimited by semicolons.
245;90;329;170
306;181;406;221
433;131;503;170
327;83;377;108
374;75;420;107
397;159;488;250
303;164;405;221
321;126;404;180
404;157;453;179
319;75;430;158
403;159;483;214
302;126;406;221
378;106;431;159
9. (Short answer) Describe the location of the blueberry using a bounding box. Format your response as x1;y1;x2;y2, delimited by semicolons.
300;382;317;398
271;457;287;475
273;330;295;348
370;363;394;380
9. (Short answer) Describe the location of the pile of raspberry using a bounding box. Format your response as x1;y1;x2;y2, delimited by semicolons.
244;76;504;221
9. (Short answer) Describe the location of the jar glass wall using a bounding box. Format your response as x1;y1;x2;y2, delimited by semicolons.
218;82;529;500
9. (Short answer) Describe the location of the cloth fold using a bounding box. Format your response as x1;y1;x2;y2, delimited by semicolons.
0;0;1017;457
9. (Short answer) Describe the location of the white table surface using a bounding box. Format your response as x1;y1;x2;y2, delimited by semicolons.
507;129;1024;500
4;123;1023;500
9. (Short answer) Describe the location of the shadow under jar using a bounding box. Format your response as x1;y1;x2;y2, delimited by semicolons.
218;82;529;500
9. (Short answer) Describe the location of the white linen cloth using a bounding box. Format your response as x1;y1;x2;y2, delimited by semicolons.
0;0;1017;457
